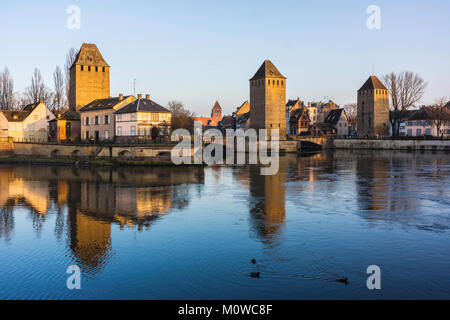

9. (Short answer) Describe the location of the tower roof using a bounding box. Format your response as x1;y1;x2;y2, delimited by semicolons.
358;75;388;92
71;43;110;69
250;60;286;80
212;101;222;110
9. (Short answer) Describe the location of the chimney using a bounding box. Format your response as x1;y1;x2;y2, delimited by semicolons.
138;94;142;99
146;94;150;100
119;94;124;101
39;99;44;104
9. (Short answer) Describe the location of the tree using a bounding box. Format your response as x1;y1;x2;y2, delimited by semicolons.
431;97;450;138
343;103;357;129
168;100;195;133
65;47;78;104
0;67;15;110
52;66;65;114
24;68;54;106
383;71;427;136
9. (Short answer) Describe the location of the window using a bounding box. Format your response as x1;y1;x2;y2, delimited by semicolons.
416;129;422;136
277;80;279;85
131;113;136;121
131;126;136;136
81;66;84;71
86;117;90;126
425;128;431;135
104;115;109;125
117;114;122;121
86;131;90;140
407;129;412;136
281;81;283;86
95;67;98;72
88;66;91;72
268;80;270;85
117;127;122;136
103;67;105;72
95;116;99;125
104;130;109;139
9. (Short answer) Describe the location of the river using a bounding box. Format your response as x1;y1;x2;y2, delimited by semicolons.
0;150;449;299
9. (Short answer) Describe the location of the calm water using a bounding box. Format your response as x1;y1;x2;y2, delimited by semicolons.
0;150;449;300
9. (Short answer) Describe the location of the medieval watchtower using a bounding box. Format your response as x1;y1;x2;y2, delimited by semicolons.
69;43;110;111
249;60;286;140
357;75;390;138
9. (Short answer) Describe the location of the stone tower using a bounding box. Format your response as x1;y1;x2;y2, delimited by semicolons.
357;75;390;138
69;43;110;111
211;101;222;121
249;60;286;140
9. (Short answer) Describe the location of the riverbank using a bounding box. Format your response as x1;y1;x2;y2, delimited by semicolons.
0;156;205;167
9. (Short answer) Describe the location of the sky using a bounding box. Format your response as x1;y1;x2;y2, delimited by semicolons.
0;0;449;115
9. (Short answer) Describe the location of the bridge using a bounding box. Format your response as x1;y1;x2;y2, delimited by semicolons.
289;136;330;150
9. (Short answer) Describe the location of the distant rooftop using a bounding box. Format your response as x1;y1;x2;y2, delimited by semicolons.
115;98;170;114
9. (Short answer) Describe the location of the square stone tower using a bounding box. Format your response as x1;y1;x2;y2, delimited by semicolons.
249;60;286;140
357;75;390;138
69;43;110;111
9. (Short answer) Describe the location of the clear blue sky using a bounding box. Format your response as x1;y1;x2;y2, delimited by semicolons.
0;0;449;115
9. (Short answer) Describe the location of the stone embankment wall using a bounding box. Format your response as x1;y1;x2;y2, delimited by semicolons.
333;139;450;151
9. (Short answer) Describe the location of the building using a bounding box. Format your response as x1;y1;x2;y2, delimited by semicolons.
286;98;305;134
69;43;110;111
233;100;250;130
289;104;310;136
306;100;340;124
49;108;81;143
0;100;55;142
404;106;450;138
115;94;172;143
357;75;390;138
324;108;349;138
249;60;287;140
193;101;223;127
79;94;136;142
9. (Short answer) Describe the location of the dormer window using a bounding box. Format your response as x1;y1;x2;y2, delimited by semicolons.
81;66;84;71
95;67;98;72
103;67;105;72
88;66;91;72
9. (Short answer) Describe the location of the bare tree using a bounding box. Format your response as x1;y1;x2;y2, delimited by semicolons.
25;68;53;106
383;71;428;136
0;67;15;110
343;103;357;128
52;66;65;114
431;97;450;138
65;47;78;104
168;100;195;132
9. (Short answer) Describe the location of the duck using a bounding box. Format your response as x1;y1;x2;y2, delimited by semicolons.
251;258;256;264
250;272;261;279
335;277;349;284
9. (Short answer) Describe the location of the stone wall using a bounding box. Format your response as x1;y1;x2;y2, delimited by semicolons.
333;139;450;151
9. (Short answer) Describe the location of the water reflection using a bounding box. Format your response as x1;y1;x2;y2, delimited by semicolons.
0;166;205;276
0;150;449;298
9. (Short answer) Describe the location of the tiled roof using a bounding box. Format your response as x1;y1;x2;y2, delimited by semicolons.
212;101;222;110
250;60;286;80
358;76;388;92
286;99;300;107
71;43;109;68
1;110;29;122
79;96;132;112
289;107;308;122
325;108;345;125
408;107;450;121
115;98;170;114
